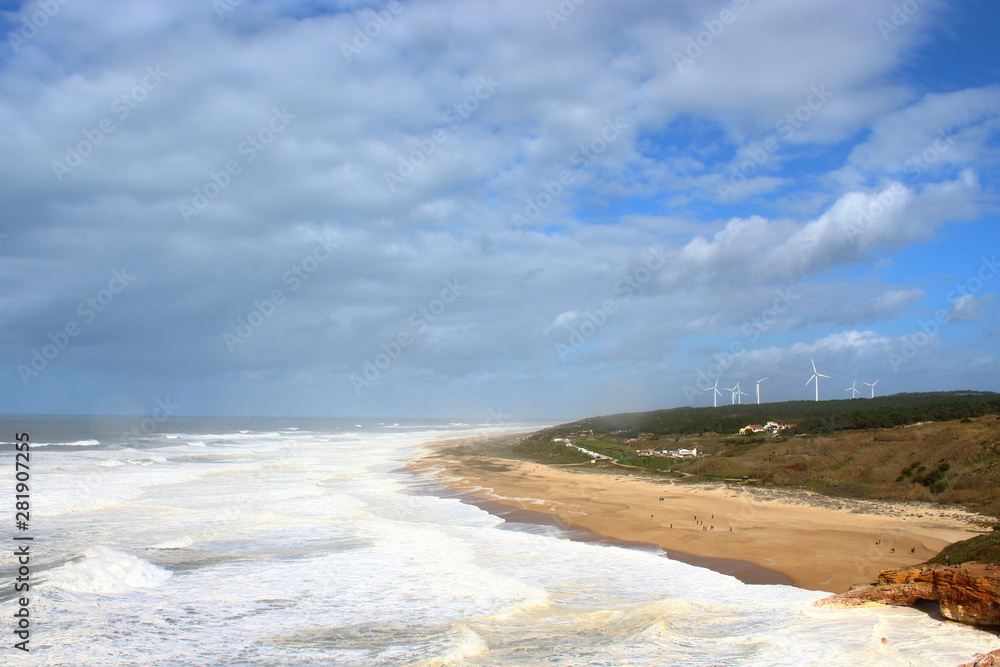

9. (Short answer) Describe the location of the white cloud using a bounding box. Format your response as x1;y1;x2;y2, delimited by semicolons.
948;293;993;322
1;0;995;416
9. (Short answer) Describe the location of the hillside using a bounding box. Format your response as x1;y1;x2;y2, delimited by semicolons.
510;392;1000;518
535;391;1000;440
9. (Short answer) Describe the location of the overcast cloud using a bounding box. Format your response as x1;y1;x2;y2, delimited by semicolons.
2;0;998;419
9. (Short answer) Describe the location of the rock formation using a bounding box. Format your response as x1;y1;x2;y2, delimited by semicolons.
815;563;1000;626
959;649;1000;667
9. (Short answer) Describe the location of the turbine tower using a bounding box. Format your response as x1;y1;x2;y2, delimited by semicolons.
806;359;830;402
704;379;723;408
724;384;738;405
749;376;768;405
846;379;861;399
734;382;749;405
864;379;879;398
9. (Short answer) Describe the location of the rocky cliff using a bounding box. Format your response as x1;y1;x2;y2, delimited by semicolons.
815;563;1000;626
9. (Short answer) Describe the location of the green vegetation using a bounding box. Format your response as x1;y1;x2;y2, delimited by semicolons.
926;530;1000;566
532;391;1000;442
511;392;1000;517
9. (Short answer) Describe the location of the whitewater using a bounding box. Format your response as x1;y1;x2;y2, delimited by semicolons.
1;416;998;666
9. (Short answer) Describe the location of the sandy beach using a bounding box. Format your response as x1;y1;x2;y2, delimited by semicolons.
412;435;991;593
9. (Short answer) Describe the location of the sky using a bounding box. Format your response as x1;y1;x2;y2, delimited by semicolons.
1;0;998;421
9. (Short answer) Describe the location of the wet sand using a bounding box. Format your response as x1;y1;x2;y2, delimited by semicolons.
411;435;989;593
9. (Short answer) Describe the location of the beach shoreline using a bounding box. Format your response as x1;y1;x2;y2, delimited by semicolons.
411;433;990;593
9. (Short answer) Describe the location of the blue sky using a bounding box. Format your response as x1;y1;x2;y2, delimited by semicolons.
0;0;998;420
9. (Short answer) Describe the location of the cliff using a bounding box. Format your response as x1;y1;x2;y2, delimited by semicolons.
815;563;1000;626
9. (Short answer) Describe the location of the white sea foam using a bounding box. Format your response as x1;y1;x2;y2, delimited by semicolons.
43;546;172;594
33;439;101;447
5;423;998;667
148;537;194;550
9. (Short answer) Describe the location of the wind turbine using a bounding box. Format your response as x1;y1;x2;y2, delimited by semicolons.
749;376;768;405
846;379;861;399
864;379;879;398
724;384;738;405
704;379;723;408
805;359;830;402
734;383;749;405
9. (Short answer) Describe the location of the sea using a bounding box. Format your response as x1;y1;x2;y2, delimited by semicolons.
1;415;998;666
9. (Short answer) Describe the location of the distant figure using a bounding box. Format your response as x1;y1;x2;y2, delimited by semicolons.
651;514;654;520
890;548;895;554
670;524;673;528
710;525;714;530
659;498;664;502
711;514;714;519
729;527;733;531
910;547;915;554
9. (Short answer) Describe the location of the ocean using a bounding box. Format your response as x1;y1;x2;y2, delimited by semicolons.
1;416;997;666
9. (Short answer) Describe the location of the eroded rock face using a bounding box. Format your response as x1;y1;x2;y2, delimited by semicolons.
958;649;1000;667
816;564;1000;626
